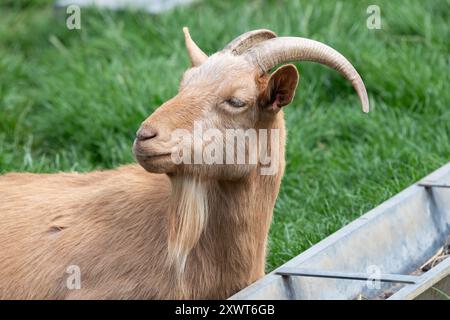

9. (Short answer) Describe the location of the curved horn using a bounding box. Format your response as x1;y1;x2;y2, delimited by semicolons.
183;27;208;67
246;37;369;113
224;29;277;55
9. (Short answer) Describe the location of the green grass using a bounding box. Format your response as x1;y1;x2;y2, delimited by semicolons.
432;287;450;299
0;0;449;272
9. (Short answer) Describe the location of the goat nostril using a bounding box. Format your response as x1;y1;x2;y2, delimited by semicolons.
136;127;158;141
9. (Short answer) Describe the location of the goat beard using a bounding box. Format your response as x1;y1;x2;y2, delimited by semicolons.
167;175;209;290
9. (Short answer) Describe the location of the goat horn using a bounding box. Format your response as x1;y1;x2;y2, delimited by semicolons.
245;37;370;113
224;29;277;55
183;27;208;67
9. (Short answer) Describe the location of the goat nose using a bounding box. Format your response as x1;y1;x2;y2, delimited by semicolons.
136;127;158;141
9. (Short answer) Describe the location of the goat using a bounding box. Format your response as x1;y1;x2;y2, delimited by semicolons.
0;28;369;299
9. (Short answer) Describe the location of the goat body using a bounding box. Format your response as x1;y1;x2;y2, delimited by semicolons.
0;27;368;299
0;143;284;299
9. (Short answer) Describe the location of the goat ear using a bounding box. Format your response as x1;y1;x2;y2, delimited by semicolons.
262;64;299;113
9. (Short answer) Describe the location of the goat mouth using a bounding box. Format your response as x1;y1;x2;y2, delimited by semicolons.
135;153;171;159
133;141;172;159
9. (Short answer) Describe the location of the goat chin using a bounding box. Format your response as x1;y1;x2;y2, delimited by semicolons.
135;154;176;174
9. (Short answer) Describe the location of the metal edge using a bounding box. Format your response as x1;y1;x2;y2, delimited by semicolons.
275;267;420;284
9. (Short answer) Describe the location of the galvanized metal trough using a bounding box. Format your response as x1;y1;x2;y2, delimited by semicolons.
230;162;450;300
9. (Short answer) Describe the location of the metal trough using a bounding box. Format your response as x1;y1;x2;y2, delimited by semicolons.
230;163;450;300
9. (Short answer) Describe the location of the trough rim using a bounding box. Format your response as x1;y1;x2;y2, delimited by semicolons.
230;162;450;300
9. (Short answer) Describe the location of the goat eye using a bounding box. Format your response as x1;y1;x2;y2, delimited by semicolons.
224;97;246;108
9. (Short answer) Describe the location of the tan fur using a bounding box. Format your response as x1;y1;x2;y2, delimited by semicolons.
167;176;209;276
0;34;296;299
